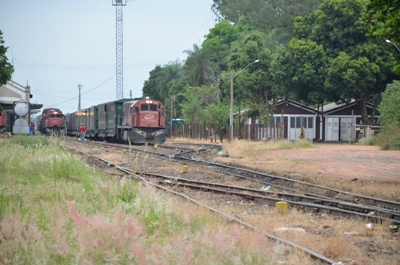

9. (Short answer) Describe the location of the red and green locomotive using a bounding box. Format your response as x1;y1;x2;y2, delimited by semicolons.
65;97;166;144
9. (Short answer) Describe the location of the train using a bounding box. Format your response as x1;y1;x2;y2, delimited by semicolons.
65;97;167;144
0;110;11;133
37;108;65;135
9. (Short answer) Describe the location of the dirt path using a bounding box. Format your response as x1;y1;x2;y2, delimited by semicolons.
258;144;400;182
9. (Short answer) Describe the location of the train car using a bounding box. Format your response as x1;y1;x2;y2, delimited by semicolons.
65;109;88;137
0;110;15;134
65;97;166;144
38;108;65;135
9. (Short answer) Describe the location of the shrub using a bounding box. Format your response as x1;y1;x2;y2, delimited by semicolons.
375;126;400;150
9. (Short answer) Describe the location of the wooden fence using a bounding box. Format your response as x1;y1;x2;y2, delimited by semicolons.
169;123;284;142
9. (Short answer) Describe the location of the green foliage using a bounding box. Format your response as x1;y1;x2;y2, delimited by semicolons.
289;38;328;104
142;60;184;104
362;0;400;41
183;44;211;86
374;126;400;150
212;0;324;43
181;93;204;124
0;30;14;85
203;20;240;49
292;0;400;124
358;136;377;146
0;138;284;264
117;183;139;203
203;103;229;126
378;80;400;130
4;135;49;147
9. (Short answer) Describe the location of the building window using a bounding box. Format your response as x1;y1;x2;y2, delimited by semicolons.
308;117;313;128
290;117;295;128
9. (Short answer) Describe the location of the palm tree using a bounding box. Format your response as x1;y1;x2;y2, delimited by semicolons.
181;94;204;138
183;44;210;87
155;60;183;103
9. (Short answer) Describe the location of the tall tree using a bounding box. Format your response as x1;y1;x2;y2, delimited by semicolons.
291;0;400;124
288;38;328;105
362;0;400;72
183;44;211;87
142;65;163;101
142;60;183;104
228;32;275;123
362;0;400;42
0;31;14;85
212;0;324;42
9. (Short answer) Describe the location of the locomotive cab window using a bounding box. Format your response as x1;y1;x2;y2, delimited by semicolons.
141;104;148;111
150;104;157;111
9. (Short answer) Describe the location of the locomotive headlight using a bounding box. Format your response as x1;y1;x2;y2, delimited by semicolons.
149;101;152;103
146;100;149;103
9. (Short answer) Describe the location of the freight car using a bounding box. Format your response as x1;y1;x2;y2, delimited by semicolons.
65;97;166;144
38;108;65;135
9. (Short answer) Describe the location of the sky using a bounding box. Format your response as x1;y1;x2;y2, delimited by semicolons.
0;0;216;114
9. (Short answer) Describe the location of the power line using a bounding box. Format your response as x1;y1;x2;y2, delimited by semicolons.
47;74;115;108
13;61;164;71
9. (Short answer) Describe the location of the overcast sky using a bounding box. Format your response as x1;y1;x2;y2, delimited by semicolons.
1;0;215;113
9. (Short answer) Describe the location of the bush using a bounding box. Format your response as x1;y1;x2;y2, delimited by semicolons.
375;126;400;150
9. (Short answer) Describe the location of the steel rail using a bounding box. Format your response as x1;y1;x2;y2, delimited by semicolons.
66;145;340;265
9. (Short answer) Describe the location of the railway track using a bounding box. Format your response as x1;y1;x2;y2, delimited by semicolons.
63;144;341;265
71;140;400;225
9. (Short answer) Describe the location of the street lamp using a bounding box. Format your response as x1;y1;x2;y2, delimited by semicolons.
386;39;400;53
230;59;259;142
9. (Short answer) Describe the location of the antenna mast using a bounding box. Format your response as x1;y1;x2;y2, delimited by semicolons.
77;84;83;110
112;0;127;100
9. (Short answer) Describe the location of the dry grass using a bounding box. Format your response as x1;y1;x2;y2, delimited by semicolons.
38;137;400;264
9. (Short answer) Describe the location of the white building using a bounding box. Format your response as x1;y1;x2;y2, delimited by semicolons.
0;80;42;133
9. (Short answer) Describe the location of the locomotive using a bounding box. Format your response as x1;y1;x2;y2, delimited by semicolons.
65;97;167;144
0;110;9;132
38;108;65;135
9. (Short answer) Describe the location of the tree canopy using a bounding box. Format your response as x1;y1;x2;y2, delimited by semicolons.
0;30;14;86
291;0;400;123
141;0;400;136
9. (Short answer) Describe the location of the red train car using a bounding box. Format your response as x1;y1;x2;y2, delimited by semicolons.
38;108;65;135
0;110;8;132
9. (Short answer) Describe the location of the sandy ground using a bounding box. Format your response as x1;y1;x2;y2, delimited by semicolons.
257;144;400;183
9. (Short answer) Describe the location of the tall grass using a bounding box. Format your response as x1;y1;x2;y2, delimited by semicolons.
358;126;400;150
0;136;288;264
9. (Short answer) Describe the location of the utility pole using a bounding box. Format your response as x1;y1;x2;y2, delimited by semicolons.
77;84;83;110
112;0;127;100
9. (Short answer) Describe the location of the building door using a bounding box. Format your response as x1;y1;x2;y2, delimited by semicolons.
326;117;339;141
340;118;353;141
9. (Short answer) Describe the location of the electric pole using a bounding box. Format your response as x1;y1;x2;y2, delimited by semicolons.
77;84;83;110
112;0;127;100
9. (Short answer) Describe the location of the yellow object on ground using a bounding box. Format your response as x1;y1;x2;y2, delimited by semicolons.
276;201;288;213
182;166;188;173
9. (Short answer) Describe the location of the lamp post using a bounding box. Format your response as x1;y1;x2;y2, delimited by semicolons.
230;59;259;142
386;39;400;53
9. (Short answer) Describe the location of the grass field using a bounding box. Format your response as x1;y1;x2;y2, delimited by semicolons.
0;136;310;264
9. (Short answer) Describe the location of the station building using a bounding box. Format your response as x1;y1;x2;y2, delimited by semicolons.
0;80;42;133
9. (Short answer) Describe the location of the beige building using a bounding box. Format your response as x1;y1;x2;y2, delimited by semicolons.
0;80;42;133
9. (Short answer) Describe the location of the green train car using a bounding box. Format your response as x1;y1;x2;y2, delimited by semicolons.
65;97;167;144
